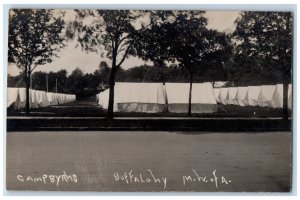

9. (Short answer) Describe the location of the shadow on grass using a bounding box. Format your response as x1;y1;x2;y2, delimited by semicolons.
7;103;291;118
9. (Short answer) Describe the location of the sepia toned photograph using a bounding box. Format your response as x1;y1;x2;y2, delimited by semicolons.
6;8;293;192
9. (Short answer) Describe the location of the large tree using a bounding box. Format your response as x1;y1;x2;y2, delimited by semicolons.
65;68;84;95
135;11;231;116
8;9;65;114
66;10;171;119
233;11;292;120
94;61;111;87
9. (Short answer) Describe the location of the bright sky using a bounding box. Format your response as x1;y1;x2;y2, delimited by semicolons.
7;10;240;76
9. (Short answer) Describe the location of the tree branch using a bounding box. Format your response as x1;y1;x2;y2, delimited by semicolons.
117;47;126;55
116;42;133;68
16;62;25;71
30;63;40;73
116;14;163;68
117;34;130;47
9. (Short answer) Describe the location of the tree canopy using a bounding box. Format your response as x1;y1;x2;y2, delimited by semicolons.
66;10;173;118
232;11;292;120
232;11;292;85
9;9;65;73
133;11;232;115
8;9;65;113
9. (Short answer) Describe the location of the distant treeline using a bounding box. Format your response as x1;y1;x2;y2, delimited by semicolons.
8;61;288;98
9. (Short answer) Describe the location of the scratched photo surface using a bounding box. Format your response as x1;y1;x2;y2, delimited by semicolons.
6;9;292;192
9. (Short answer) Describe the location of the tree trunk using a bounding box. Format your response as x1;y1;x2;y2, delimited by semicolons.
282;13;291;122
25;71;31;115
188;72;193;117
282;80;289;121
107;56;117;120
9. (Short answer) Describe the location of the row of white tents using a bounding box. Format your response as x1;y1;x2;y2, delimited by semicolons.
213;84;292;109
97;82;218;113
97;82;292;113
7;87;76;110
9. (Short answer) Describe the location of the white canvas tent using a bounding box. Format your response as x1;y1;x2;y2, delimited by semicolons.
16;88;26;109
257;85;277;107
247;86;261;106
30;90;39;108
46;92;58;105
96;93;100;101
115;82;167;113
273;84;292;109
11;88;38;109
98;83;167;113
288;84;292;109
64;94;68;103
51;93;76;105
97;89;111;110
36;90;50;107
57;93;64;104
213;81;228;88
7;87;76;110
213;88;221;103
165;82;217;113
54;93;60;105
7;88;19;108
65;94;76;103
218;88;229;105
226;87;238;105
236;87;248;106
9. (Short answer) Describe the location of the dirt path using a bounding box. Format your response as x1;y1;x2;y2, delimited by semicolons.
6;131;291;192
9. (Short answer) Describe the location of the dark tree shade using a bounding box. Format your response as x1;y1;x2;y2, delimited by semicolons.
233;11;292;120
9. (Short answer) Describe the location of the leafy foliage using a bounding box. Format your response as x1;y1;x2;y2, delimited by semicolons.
232;11;292;85
132;11;232;115
134;11;231;77
232;11;292;120
9;9;65;72
67;10;174;117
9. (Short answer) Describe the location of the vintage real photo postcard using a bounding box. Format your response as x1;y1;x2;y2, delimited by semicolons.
6;8;293;192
